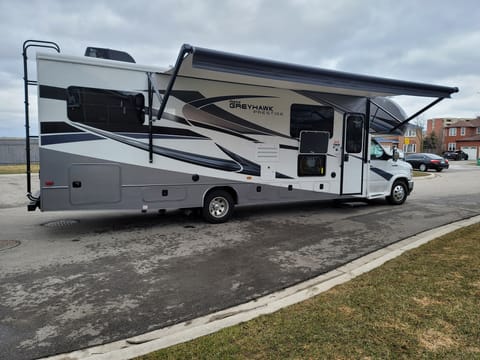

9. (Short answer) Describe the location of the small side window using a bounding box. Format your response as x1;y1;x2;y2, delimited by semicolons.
299;131;329;154
298;155;326;177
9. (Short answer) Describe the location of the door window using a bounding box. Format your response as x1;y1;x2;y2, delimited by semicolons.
346;115;364;153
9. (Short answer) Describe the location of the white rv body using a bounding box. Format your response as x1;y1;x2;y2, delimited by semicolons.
29;44;457;222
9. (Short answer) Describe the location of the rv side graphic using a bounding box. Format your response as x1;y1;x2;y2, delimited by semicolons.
24;41;458;222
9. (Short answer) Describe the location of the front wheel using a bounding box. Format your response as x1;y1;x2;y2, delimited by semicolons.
419;163;427;172
202;190;234;223
387;180;407;205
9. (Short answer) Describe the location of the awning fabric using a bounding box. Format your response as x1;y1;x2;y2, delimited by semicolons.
185;46;458;98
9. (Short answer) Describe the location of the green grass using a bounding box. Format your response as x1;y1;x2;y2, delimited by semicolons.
0;164;39;174
413;170;431;177
139;223;480;359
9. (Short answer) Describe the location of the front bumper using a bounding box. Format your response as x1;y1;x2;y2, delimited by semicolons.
407;180;414;195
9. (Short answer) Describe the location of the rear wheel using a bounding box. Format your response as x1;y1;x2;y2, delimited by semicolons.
436;168;443;172
419;163;427;172
387;180;407;205
202;190;234;223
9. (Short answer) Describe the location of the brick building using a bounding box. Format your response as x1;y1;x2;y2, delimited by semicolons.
426;117;470;137
443;118;480;160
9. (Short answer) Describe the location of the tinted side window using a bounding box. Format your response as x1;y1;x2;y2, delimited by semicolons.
299;131;329;154
298;155;326;177
67;86;145;126
290;104;334;138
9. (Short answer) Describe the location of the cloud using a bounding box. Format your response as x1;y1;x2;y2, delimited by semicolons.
1;0;479;136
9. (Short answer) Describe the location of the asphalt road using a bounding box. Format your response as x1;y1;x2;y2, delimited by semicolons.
1;162;479;360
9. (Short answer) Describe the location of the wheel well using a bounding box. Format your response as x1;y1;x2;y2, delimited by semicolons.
203;186;238;205
393;177;409;191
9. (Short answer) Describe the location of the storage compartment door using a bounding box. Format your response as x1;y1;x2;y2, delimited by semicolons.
69;164;121;205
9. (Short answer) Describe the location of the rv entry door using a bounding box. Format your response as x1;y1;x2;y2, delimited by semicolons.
341;114;364;195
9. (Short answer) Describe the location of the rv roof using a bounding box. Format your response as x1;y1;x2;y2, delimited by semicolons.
179;46;458;99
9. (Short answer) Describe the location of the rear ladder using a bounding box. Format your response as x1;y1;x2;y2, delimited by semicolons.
22;40;60;209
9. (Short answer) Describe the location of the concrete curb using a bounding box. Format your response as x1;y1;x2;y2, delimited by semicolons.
413;172;436;180
44;215;480;360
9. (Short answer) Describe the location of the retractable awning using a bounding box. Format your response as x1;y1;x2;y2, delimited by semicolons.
182;46;458;98
157;44;459;136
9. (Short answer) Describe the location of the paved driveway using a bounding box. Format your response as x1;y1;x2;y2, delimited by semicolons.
1;164;479;360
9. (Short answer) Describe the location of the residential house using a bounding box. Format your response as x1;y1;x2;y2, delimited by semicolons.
426;117;470;138
443;118;480;160
374;124;422;155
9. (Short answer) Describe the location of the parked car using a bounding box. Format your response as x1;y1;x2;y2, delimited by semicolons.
442;150;469;160
405;153;449;172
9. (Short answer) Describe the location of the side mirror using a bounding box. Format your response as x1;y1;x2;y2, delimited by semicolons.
392;148;400;161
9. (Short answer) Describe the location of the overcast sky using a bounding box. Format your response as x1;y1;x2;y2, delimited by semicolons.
1;0;479;137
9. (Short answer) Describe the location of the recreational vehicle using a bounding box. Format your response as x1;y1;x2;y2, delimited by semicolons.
23;40;458;223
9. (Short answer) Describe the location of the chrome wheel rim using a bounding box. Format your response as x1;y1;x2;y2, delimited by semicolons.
393;184;405;202
209;196;229;218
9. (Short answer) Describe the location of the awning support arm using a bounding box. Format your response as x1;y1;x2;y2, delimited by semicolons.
147;73;153;163
389;97;444;133
156;44;194;121
147;44;193;163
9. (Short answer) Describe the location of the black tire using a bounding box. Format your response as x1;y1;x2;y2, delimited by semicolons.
419;163;427;172
387;180;408;205
202;190;234;223
436;168;443;172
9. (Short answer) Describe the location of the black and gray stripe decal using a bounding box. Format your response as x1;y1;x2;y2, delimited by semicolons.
39;85;66;101
279;144;299;151
275;172;293;179
71;123;251;173
188;120;261;143
216;145;261;176
40;120;208;139
370;167;393;181
41;133;103;145
41;121;83;134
